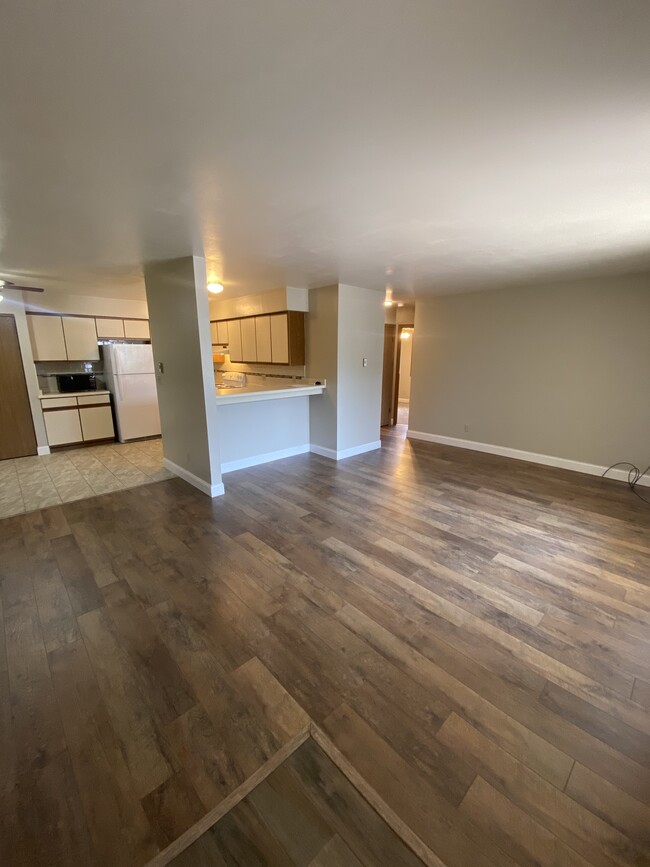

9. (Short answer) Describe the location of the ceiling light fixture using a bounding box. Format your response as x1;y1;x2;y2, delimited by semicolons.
207;282;224;294
384;288;393;307
400;330;411;340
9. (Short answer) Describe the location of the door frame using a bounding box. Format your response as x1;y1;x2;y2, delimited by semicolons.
392;323;414;425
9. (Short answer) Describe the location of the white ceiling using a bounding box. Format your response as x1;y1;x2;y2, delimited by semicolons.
1;0;649;301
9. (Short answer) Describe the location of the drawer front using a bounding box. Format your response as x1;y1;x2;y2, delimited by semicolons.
41;396;78;409
77;394;111;406
44;409;83;446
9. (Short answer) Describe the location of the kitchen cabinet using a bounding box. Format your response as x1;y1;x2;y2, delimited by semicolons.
62;316;100;361
210;322;218;344
40;392;115;447
96;318;125;339
217;321;229;344
43;408;83;446
213;311;305;366
123;319;150;339
27;314;67;361
79;405;114;441
227;320;243;362
270;313;289;364
255;315;272;363
240;318;257;362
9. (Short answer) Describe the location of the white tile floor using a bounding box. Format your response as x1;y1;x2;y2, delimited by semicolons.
0;438;173;518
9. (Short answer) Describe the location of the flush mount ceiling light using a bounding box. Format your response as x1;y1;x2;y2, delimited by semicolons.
384;288;394;307
207;282;224;294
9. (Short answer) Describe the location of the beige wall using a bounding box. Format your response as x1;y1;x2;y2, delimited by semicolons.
306;283;383;455
409;274;650;469
209;287;308;320
144;257;223;496
336;284;384;452
306;285;339;451
25;289;148;319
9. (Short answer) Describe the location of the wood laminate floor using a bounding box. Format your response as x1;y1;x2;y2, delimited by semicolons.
0;432;649;866
170;737;426;867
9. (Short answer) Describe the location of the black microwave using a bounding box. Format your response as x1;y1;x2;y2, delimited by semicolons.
56;373;97;393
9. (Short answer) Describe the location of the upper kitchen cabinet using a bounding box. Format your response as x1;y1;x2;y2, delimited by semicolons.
62;316;100;360
123;319;150;339
255;315;272;363
240;318;257;363
210;322;218;344
216;321;228;344
227;320;243;362
271;312;305;365
213;311;305;365
27;314;67;361
96;318;125;339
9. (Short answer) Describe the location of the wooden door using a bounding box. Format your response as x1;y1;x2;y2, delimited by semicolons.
0;315;38;459
381;324;396;426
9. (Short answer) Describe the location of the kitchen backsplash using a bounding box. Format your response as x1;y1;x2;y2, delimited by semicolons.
36;359;106;393
215;358;306;379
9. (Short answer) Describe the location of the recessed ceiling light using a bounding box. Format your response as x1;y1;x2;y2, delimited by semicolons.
207;282;224;294
384;288;393;307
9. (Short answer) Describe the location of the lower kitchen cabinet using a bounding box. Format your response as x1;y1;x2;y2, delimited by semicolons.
43;408;83;446
41;393;115;447
79;405;114;441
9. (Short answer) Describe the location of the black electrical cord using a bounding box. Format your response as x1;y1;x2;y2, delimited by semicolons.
601;461;650;506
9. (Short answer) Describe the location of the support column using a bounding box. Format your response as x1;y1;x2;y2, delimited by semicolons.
144;256;223;497
307;283;384;460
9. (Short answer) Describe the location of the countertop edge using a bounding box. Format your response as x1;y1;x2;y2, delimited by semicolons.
215;385;324;406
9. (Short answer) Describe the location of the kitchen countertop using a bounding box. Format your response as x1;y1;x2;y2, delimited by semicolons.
215;382;324;406
39;390;111;399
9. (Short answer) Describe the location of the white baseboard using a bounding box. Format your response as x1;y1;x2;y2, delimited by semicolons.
163;458;225;497
310;440;382;461
406;431;650;487
221;444;310;474
37;445;51;456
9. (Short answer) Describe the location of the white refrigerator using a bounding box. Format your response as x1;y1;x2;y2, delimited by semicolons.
103;344;161;442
